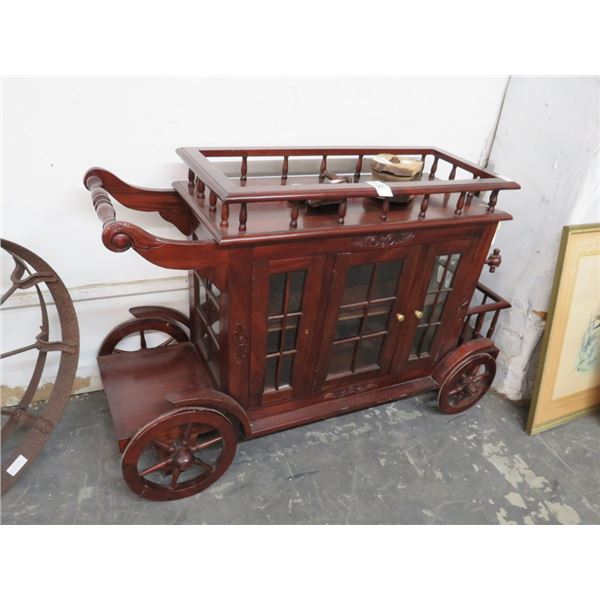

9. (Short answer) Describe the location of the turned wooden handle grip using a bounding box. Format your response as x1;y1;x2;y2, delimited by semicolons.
86;175;138;252
84;170;199;259
87;176;116;225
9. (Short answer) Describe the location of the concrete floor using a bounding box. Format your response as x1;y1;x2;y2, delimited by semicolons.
2;390;598;524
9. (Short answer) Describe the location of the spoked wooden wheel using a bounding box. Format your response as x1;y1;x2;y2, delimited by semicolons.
121;408;237;501
438;353;496;414
98;317;188;356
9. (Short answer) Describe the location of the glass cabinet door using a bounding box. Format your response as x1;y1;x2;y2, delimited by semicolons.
410;252;462;358
314;247;417;390
392;237;480;372
250;255;326;405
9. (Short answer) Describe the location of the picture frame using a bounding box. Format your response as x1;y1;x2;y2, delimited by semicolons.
527;223;600;434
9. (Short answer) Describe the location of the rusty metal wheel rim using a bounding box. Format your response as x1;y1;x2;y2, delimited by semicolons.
438;353;496;415
1;239;79;494
121;408;237;501
98;317;189;356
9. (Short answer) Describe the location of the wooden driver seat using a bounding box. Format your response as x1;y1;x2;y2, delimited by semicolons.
98;342;217;451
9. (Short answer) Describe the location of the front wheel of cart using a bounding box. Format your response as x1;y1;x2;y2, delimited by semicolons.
437;352;496;415
121;407;237;501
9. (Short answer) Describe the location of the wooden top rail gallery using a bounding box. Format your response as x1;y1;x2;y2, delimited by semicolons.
85;146;521;257
176;146;520;233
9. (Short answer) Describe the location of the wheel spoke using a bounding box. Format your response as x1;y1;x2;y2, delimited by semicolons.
193;456;214;473
140;458;172;478
170;467;182;489
191;434;223;452
1;283;19;305
153;439;171;452
448;384;466;397
470;373;489;384
1;342;38;359
1;258;25;304
156;337;176;348
182;423;193;444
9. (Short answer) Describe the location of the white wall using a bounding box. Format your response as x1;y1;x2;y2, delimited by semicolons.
2;77;509;399
481;76;600;399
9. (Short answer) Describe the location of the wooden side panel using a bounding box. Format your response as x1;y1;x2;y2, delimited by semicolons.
224;248;253;408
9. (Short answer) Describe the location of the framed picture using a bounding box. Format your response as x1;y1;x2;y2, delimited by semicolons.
527;223;600;434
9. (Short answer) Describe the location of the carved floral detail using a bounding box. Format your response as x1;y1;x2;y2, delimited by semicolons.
351;232;415;248
233;323;249;364
323;382;378;400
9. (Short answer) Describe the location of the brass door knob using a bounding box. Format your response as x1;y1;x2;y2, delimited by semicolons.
396;313;405;322
414;310;424;319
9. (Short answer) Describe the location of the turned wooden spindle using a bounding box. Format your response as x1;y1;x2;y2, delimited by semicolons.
455;191;467;215
195;178;205;199
419;194;430;219
487;311;500;338
466;191;473;206
290;202;300;228
188;169;195;189
209;190;217;212
354;155;363;183
380;198;390;221
240;156;248;182
337;199;347;224
319;155;327;183
429;156;439;180
238;202;248;232
220;202;229;227
444;165;457;203
473;312;485;338
90;183;116;224
281;156;289;184
487;190;499;212
473;174;481;197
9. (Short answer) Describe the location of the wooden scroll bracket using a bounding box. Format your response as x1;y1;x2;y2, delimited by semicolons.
166;389;253;438
84;167;198;235
86;174;227;276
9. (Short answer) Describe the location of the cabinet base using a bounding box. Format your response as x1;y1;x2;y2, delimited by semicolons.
247;376;438;439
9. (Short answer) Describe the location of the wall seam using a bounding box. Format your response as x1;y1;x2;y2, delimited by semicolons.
482;75;512;169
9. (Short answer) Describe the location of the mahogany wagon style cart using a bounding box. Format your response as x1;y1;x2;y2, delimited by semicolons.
85;146;520;501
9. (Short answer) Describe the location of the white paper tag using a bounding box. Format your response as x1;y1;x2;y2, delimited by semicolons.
6;454;28;476
366;181;394;197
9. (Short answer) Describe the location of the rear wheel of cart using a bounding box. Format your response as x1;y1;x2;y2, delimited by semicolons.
437;352;496;415
98;317;189;355
121;407;237;501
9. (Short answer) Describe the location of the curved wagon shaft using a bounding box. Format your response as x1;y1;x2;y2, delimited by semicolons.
86;146;519;501
1;240;79;494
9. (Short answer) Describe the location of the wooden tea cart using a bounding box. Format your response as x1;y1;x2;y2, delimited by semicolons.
85;146;519;501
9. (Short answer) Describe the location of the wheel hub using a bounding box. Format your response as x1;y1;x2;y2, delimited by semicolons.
173;447;194;470
466;382;480;396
